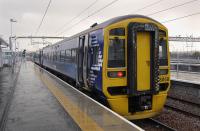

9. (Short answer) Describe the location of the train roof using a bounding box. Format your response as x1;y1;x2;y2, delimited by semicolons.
93;14;163;29
43;14;164;49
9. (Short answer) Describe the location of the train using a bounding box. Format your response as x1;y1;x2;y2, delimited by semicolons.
34;15;170;120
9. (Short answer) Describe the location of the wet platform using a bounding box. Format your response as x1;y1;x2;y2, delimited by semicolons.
1;61;142;131
171;71;200;84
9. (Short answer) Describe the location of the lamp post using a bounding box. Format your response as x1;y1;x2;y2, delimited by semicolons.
10;18;17;72
10;18;17;50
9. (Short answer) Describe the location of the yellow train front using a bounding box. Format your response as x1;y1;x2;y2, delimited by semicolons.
101;15;170;119
36;15;170;120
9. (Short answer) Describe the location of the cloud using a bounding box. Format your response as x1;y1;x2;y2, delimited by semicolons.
0;0;200;51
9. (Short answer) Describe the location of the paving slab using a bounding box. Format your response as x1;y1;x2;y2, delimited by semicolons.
4;61;80;131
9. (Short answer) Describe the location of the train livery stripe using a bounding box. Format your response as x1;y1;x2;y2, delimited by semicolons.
35;67;103;131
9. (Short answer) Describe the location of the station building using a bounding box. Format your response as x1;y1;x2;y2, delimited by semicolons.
0;37;9;68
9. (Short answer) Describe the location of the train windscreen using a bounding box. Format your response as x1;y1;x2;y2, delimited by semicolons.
108;38;125;68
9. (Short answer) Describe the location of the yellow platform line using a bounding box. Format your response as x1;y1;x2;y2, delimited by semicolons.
35;69;103;131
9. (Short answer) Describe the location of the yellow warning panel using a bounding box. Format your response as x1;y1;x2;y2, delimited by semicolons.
137;31;150;91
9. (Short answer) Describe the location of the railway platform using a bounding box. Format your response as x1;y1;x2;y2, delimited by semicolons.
0;61;142;131
171;71;200;84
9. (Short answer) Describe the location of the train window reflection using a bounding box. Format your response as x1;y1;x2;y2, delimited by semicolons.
108;39;125;68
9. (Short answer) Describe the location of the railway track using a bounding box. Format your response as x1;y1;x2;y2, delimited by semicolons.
166;96;200;119
132;118;176;131
167;95;200;108
164;105;200;119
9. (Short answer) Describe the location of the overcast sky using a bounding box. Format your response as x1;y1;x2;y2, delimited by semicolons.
0;0;200;51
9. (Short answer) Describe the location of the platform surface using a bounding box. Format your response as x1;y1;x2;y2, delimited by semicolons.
171;71;200;84
2;61;142;131
4;61;80;131
0;66;18;121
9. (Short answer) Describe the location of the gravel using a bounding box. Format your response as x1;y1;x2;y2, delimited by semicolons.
166;98;200;117
169;84;200;105
154;108;200;131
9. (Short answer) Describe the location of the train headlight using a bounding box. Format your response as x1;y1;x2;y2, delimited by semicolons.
107;71;126;78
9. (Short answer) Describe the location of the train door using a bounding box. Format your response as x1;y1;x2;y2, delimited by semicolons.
40;50;43;65
39;50;42;65
137;32;151;91
77;36;85;86
83;34;89;88
128;23;159;112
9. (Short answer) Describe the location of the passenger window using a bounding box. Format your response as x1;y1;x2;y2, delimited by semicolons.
60;50;65;61
57;52;60;61
53;52;57;61
65;50;70;60
71;49;76;62
108;38;125;68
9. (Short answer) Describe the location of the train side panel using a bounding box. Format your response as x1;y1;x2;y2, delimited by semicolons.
42;38;79;80
41;29;105;93
87;29;104;92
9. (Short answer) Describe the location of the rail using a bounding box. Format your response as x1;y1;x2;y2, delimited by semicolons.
132;118;176;131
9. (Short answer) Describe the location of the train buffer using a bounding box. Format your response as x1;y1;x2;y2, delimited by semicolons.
0;61;142;131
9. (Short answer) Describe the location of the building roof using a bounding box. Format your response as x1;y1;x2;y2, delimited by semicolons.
0;37;8;46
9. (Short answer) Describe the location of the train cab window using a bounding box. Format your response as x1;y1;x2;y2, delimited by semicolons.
159;30;166;37
109;28;125;36
159;39;168;66
108;38;125;68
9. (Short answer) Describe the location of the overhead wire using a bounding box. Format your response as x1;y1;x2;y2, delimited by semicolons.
162;11;200;23
56;0;166;36
56;0;120;36
147;0;199;16
54;0;99;35
57;0;200;36
35;0;52;35
133;0;165;13
56;0;167;36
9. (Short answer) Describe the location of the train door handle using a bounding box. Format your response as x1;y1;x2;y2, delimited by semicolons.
146;60;150;66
